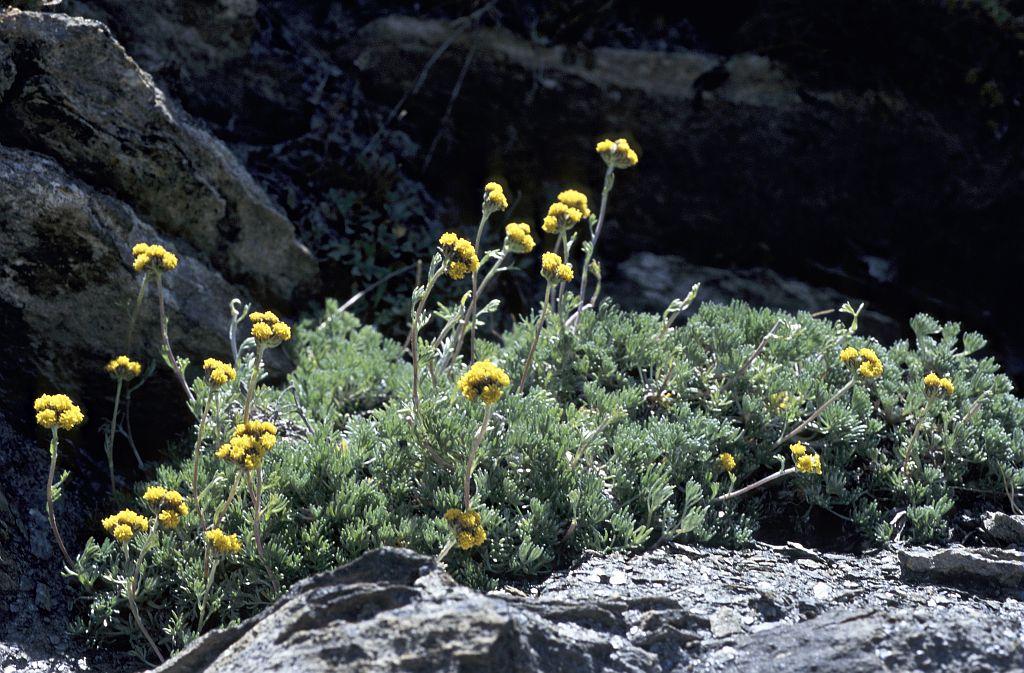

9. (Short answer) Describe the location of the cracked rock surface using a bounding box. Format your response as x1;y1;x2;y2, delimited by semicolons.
153;543;1024;673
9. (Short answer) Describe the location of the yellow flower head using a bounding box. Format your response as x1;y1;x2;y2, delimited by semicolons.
215;420;278;471
789;442;808;458
718;452;737;473
482;181;509;214
923;372;955;396
443;508;487;550
541;201;583;235
205;528;243;555
540;252;574;284
796;453;823;475
595;138;639;169
250;311;291;347
504;222;536;254
457;360;511;405
105;355;142;382
438;232;480;280
33;394;84;431
131;242;178;273
102;508;149;542
557;189;591;219
840;346;883;379
771;392;790;412
143;486;189;528
203;358;237;387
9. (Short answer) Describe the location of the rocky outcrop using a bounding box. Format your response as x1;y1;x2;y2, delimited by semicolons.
0;9;317;304
0;9;318;422
899;547;1024;588
154;544;1024;673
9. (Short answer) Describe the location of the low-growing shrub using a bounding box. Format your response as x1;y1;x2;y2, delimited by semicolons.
34;139;1021;664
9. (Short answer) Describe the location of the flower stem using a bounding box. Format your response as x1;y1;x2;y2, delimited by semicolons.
124;274;149;353
463;404;495;510
900;399;934;478
775;378;856;447
241;345;265;423
103;379;124;492
192;389;214;530
517;284;551;394
411;266;445;417
452;250;508;364
154;273;195;405
124;535;164;663
576;165;615;313
715;467;798;502
45;430;73;568
246;469;279;595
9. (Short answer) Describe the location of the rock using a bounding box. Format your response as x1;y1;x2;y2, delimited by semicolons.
899;547;1024;588
983;512;1024;545
153;547;660;673
0;9;317;306
154;544;1024;673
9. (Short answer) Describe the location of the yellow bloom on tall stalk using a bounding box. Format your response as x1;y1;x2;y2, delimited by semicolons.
142;486;189;529
482;181;508;214
203;358;237;387
923;372;955;396
557;189;591;219
33;394;84;431
504;222;536;254
131;242;178;273
457;360;510;405
444;508;487;550
541;201;583;235
215;420;278;470
249;311;292;347
595;138;639;169
205;528;243;554
718;452;737;473
438;232;480;280
105;355;142;382
540;252;574;284
101;508;149;542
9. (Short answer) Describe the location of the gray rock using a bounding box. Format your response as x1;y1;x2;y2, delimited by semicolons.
983;512;1024;545
154;545;1024;673
0;9;317;305
899;547;1024;588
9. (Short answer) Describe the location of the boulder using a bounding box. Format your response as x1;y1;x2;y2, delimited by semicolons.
0;9;317;306
154;544;1024;673
983;512;1024;546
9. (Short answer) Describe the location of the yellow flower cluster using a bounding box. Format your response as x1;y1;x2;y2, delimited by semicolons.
444;508;487;550
796;453;823;475
840;347;883;379
557;189;591;219
540;252;574;284
718;452;737;472
33;394;84;431
771;391;790;412
205;528;243;554
131;242;178;273
595;138;639;169
142;486;189;529
250;311;292;347
438;232;480;280
790;442;807;457
483;182;508;213
215;420;278;470
541;201;583;235
504;222;536;254
203;358;237;387
457;360;510;404
923;372;955;396
102;509;149;543
105;355;142;381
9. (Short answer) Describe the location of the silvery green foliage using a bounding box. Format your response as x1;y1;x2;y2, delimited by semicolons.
72;299;1024;662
